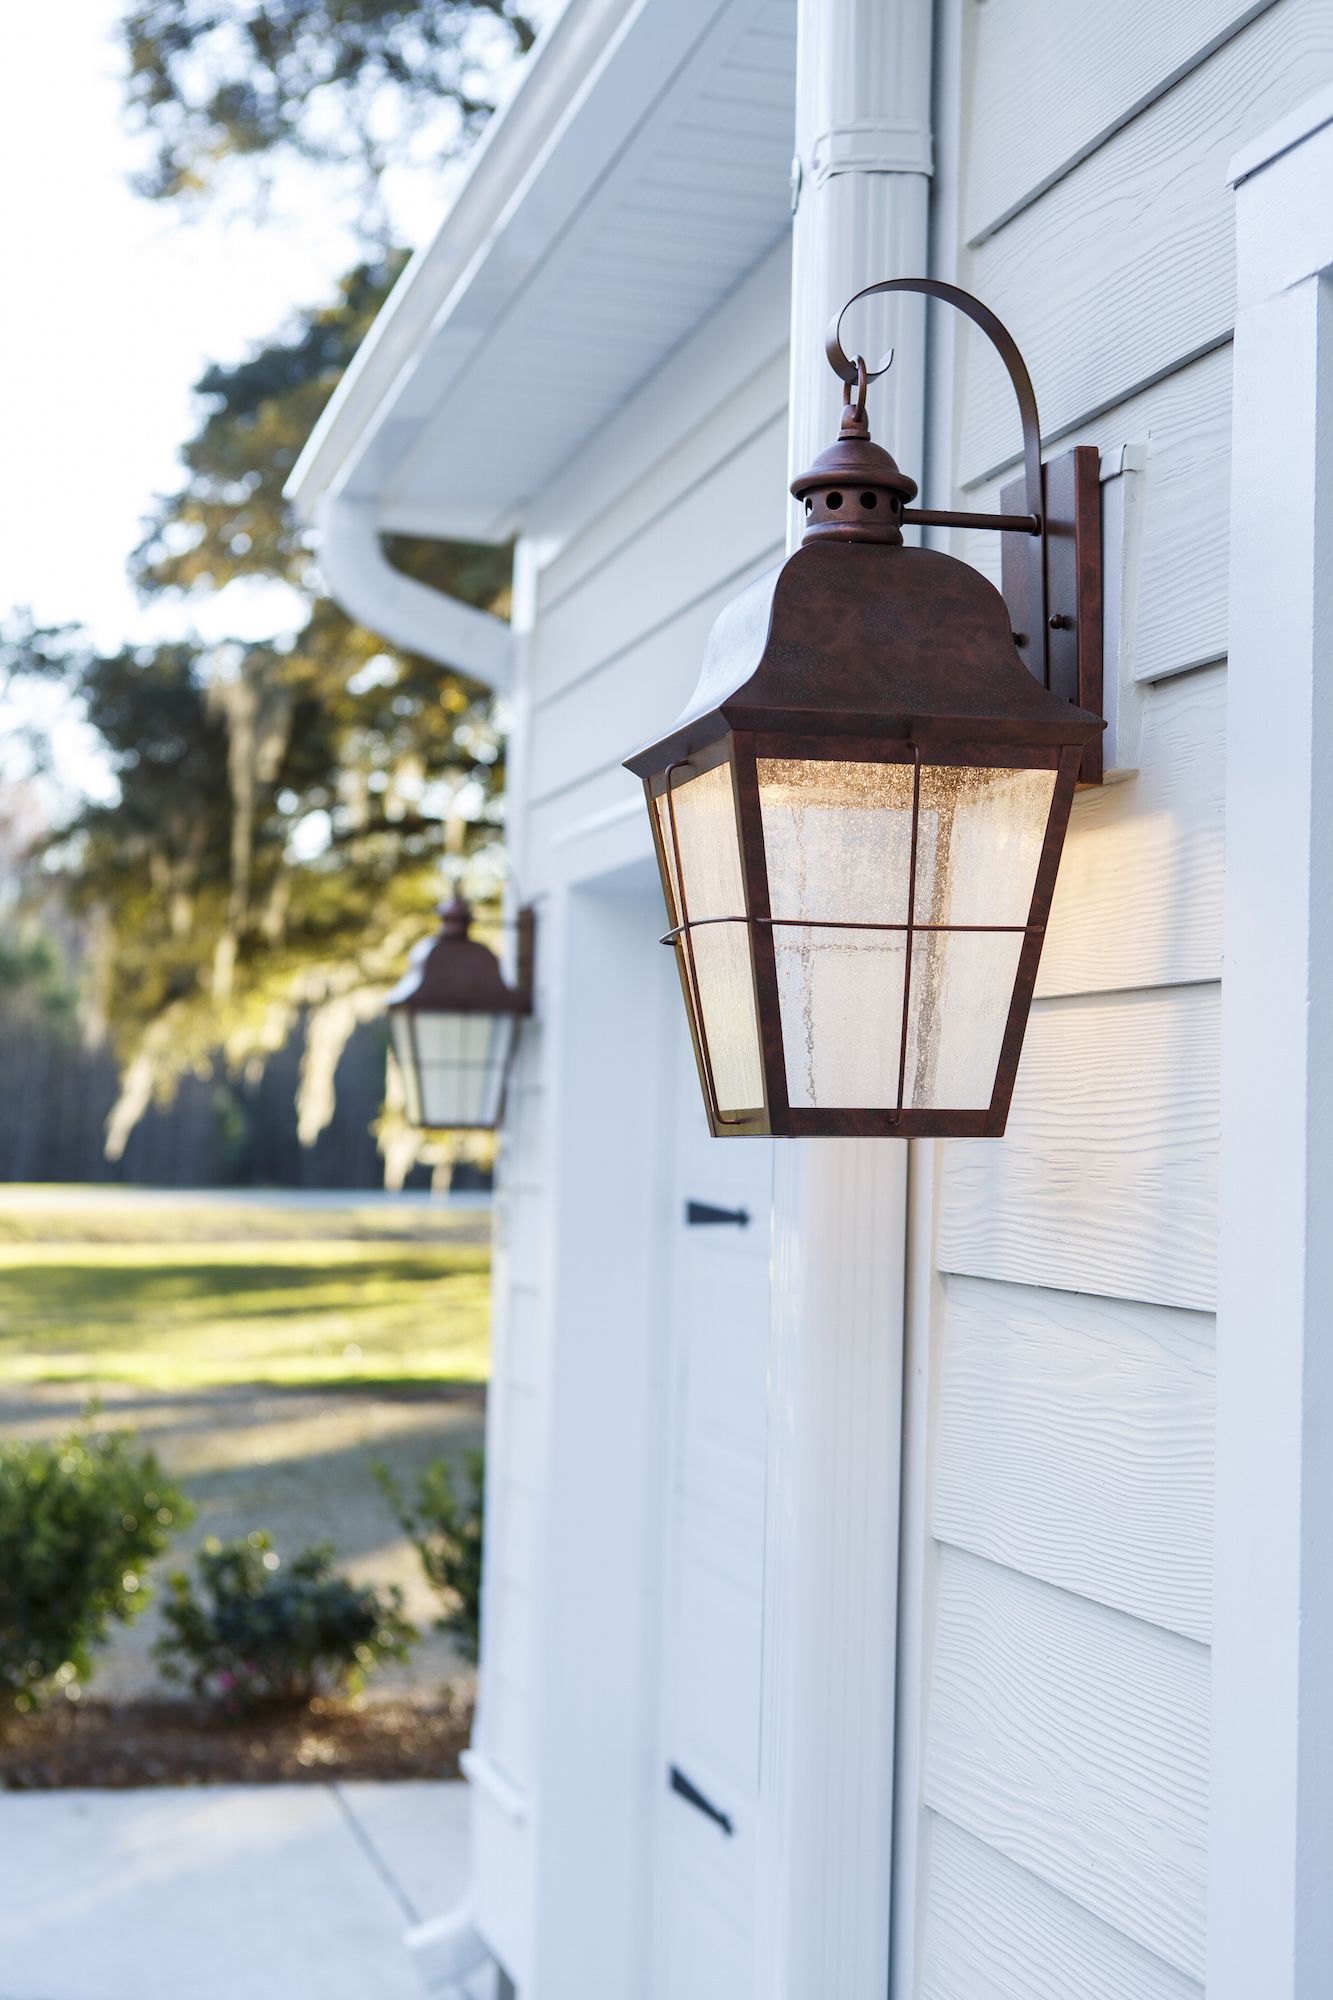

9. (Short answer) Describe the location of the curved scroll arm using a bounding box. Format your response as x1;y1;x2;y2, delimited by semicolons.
827;278;1043;529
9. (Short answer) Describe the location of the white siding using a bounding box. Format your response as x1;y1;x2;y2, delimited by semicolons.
524;342;787;869
958;0;1333;482
934;1278;1215;1642
901;3;1333;1991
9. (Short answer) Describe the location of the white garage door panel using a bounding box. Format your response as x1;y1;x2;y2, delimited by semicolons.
657;1840;752;2000
653;1031;773;2000
675;1560;763;1802
677;1253;769;1462
677;1435;765;1590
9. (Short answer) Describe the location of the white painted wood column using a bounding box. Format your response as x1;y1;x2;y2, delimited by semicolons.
754;8;932;1997
1210;88;1333;2000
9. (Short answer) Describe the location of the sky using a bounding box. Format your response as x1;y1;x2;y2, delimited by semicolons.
0;0;553;810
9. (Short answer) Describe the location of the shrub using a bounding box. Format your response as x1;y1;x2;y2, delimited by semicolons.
0;1419;190;1711
374;1449;484;1662
154;1532;416;1709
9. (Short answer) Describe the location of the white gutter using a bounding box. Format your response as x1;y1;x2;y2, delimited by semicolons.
315;491;515;691
753;5;933;1998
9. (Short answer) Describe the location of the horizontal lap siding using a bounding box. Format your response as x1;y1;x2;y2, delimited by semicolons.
962;346;1233;683
527;550;782;828
958;0;1333;483
934;1277;1215;1642
525;355;788;863
963;0;1277;241
920;1817;1202;1999
1037;663;1225;996
938;985;1221;1311
924;1551;1211;1980
898;3;1333;1988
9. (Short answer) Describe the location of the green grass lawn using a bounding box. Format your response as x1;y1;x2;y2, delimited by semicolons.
0;1196;491;1390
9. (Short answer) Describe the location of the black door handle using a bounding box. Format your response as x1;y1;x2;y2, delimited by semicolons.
668;1764;734;1835
685;1200;750;1227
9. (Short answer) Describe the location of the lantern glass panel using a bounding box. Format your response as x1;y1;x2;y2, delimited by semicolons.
907;765;1055;1107
392;1010;517;1128
758;759;912;1111
757;758;1056;1112
655;760;764;1115
389;1011;423;1125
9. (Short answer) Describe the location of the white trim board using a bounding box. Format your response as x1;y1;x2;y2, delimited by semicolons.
1209;90;1333;1999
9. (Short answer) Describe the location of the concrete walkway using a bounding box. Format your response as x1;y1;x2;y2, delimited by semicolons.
0;1782;477;2000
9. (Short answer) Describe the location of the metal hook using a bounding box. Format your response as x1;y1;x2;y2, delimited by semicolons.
828;298;896;390
825;277;1043;529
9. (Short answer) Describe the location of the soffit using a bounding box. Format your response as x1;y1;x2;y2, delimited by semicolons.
293;0;797;541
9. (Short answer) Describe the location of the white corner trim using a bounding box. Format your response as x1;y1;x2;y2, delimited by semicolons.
316;493;514;690
1210;89;1333;2000
1226;77;1333;187
458;1746;530;1824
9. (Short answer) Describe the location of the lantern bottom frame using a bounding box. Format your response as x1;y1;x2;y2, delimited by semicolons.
652;737;1083;1142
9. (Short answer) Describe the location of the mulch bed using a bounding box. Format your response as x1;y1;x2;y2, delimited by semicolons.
0;1690;474;1789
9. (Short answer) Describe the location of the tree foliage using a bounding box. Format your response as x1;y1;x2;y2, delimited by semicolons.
120;0;537;212
10;259;512;1159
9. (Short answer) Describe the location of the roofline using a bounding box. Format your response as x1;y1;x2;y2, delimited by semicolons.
286;0;645;522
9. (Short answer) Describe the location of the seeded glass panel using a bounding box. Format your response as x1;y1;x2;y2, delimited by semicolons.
758;759;1056;1112
390;1012;423;1125
758;760;914;1109
905;766;1056;1108
655;762;764;1114
394;1011;516;1128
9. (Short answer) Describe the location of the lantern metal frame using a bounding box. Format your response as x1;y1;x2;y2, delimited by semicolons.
387;897;535;1131
626;277;1106;1141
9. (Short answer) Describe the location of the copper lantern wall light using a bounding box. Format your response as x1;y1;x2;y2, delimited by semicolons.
625;278;1105;1140
387;897;535;1131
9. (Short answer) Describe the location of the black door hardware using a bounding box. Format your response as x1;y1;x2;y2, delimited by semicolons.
668;1764;734;1835
685;1200;750;1227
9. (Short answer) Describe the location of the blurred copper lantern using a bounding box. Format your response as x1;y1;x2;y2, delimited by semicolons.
625;277;1104;1139
386;898;534;1130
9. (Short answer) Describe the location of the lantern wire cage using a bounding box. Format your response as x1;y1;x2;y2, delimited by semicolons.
659;747;1064;1133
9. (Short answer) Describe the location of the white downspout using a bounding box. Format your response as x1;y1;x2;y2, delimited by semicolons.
754;6;933;1999
316;490;515;691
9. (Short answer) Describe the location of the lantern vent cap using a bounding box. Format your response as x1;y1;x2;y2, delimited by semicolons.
790;400;918;545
